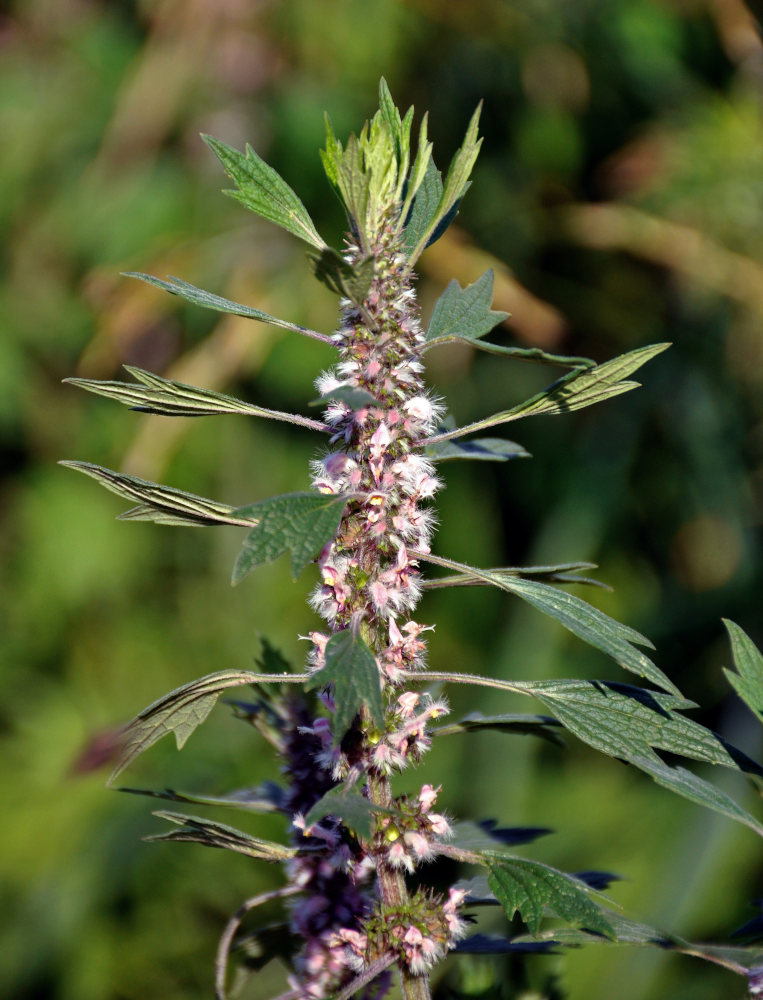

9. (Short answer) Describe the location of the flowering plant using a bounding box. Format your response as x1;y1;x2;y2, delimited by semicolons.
63;81;763;1000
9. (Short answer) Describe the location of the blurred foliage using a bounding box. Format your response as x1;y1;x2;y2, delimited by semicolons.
1;1;762;998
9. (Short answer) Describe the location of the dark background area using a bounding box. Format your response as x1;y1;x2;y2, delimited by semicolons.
1;1;762;998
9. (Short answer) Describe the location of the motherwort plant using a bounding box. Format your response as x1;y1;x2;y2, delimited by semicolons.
63;82;763;1000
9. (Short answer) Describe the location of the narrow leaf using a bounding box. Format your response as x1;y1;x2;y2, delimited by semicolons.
305;630;383;739
146;810;297;860
201;135;326;250
118;783;284;814
487;858;615;937
425;335;595;370
723;620;763;725
232;492;347;583
426;436;530;463
418;552;679;695
426;270;509;343
451;821;552;852
65;366;327;431
408;104;483;263
402;157;443;256
631;755;763;837
109;670;269;783
399;113;432;224
423;561;606;589
60;461;253;527
310;384;378;410
454;934;559;955
427;343;670;444
307;248;375;307
432;711;564;747
122;273;332;343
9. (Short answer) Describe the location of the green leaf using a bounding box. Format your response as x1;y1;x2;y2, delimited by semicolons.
118;783;284;813
303;785;396;840
425;436;530;463
232;492;348;583
201;134;326;250
407;104;483;263
402;157;443;256
429;343;670;443
432;711;564;746
723;620;763;725
307;248;375;307
630;755;763;837
426;270;509;343
423;560;606;589
108;670;269;784
59;461;251;527
425;334;595;370
146;810;296;860
305;630;383;739
487;858;615;937
122;273;331;343
399;113;432;225
525;679;757;773
65;366;327;431
419;552;679;695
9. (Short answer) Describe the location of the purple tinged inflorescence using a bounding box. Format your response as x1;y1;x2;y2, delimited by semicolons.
277;219;467;997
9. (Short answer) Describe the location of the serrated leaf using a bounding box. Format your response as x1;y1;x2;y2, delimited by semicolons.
122;273;330;342
305;630;383;739
232;492;347;583
429;343;670;443
108;670;271;783
723;620;763;725
487;858;615;937
425;436;530;463
60;461;251;527
525;679;761;775
402;157;443;256
307;248;375;306
65;366;327;431
201;135;326;250
432;712;564;746
310;384;378;409
146;810;297;860
419;552;678;694
408;104;483;264
119;783;284;812
631;755;763;837
303;785;398;840
426;270;509;343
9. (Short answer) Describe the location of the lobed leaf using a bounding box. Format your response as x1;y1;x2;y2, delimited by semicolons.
426;270;509;343
419;552;678;694
122;273;332;343
118;783;285;814
107;670;292;784
146;810;296;860
407;104;483;264
487;858;615;937
427;343;670;444
232;492;348;583
201;135;326;250
65;366;327;431
60;461;253;527
631;755;763;837
305;630;383;740
524;679;762;775
401;157;443;257
723;620;763;726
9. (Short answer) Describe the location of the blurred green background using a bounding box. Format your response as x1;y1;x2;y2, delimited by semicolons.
2;1;762;998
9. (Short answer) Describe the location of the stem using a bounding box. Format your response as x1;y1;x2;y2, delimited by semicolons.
366;771;432;1000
